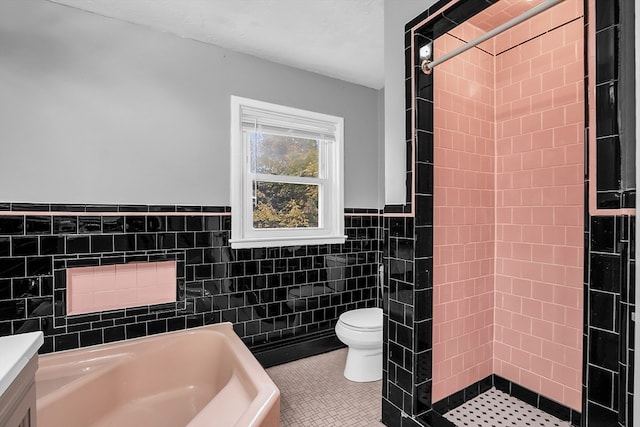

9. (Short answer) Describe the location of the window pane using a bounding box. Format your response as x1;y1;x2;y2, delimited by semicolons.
250;132;319;178
253;181;319;228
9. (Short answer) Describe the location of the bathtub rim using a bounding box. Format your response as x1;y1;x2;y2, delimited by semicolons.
37;322;280;427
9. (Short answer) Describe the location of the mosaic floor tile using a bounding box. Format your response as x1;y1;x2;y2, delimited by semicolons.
268;351;572;426
444;388;571;427
266;348;384;426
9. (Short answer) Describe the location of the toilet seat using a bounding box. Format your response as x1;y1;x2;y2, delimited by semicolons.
338;308;382;331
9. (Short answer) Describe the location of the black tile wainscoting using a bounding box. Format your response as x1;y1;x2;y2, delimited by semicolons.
0;203;381;364
584;216;635;427
583;1;636;426
382;214;433;427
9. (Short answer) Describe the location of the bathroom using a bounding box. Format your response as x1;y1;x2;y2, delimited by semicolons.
0;0;636;426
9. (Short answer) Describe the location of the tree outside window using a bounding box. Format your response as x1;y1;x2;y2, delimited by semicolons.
230;96;345;249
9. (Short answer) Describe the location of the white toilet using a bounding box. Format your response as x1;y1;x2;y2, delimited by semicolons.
335;307;383;382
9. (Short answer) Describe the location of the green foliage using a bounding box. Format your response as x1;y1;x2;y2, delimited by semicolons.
253;183;318;228
252;133;318;177
250;132;320;229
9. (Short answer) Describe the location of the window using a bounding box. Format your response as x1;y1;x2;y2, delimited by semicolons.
230;96;345;248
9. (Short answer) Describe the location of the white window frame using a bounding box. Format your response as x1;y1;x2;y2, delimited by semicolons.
230;96;345;249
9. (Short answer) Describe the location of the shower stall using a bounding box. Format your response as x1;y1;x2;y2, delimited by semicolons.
382;0;635;426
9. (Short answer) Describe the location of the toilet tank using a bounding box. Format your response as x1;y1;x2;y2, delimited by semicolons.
325;255;348;292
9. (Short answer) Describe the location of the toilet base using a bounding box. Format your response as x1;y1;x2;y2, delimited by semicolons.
343;346;382;382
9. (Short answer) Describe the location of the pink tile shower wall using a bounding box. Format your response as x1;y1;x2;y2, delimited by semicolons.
432;21;495;402
493;0;584;410
67;261;177;315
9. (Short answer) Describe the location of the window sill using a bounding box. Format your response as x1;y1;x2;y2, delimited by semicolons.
229;235;347;249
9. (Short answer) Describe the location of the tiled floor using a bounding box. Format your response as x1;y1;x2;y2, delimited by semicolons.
266;348;383;426
267;350;570;427
443;388;572;427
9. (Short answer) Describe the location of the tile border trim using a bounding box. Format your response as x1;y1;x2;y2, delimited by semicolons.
252;329;344;368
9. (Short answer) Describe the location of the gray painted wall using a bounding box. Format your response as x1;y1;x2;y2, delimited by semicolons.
0;0;381;208
383;0;436;204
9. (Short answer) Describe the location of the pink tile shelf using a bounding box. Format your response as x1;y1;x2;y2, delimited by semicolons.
66;261;177;316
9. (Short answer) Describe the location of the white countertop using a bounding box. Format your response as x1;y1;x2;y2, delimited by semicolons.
0;332;44;397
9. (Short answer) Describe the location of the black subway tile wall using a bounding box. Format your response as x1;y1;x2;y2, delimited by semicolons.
584;215;635;426
584;1;635;426
593;0;635;209
593;0;621;210
0;204;381;358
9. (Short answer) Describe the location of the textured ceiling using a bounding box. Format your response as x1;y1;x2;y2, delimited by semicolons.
48;0;385;89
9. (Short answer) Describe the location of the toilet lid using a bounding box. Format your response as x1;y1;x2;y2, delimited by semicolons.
339;308;383;330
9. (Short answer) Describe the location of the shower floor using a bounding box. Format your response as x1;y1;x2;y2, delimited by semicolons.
443;388;571;427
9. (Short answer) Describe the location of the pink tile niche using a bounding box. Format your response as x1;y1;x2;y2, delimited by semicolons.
67;261;176;315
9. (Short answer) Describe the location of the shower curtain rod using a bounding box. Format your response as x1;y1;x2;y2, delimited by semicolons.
421;0;565;74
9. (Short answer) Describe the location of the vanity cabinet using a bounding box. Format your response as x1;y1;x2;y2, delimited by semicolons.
0;332;43;427
0;355;38;427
